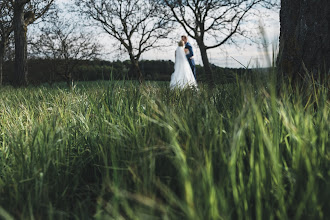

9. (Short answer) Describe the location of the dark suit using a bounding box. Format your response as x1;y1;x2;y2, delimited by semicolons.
185;42;196;79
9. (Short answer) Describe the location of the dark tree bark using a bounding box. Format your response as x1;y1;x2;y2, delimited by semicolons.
0;39;11;85
278;0;330;84
128;53;143;83
13;2;28;86
196;38;212;79
10;0;54;87
0;47;3;85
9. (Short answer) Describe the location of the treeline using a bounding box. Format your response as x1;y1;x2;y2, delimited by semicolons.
2;59;247;85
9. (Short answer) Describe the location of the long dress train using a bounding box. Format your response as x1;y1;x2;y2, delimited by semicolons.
170;46;198;89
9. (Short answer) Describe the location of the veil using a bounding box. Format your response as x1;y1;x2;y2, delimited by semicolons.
175;46;188;69
170;46;197;89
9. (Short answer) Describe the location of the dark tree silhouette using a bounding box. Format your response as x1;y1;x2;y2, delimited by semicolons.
76;0;172;83
277;0;330;85
9;0;54;86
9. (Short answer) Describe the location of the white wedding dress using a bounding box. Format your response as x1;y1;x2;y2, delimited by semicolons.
170;46;198;89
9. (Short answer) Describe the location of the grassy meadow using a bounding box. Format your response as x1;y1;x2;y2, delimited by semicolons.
0;76;329;219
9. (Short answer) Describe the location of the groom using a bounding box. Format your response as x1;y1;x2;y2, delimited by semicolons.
181;35;196;79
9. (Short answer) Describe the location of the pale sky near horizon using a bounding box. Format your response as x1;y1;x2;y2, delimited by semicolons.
50;0;280;68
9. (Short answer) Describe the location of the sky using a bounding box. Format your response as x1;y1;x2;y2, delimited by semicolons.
52;0;280;69
100;7;280;68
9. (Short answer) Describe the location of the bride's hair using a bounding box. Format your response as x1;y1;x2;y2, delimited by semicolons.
178;40;184;47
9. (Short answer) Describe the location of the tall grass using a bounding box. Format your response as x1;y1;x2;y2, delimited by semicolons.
0;78;329;219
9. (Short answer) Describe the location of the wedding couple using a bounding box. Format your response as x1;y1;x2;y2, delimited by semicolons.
170;35;198;89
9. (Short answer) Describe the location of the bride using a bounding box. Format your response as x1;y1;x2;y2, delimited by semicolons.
170;40;198;89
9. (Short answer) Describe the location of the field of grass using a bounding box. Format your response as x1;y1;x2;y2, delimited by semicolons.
0;78;329;219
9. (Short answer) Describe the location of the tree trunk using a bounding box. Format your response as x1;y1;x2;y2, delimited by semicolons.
13;3;28;86
0;55;3;86
197;41;214;85
0;43;4;86
129;55;143;83
277;0;330;85
66;73;72;88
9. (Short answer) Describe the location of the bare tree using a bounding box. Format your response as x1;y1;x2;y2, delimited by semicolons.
0;1;14;85
29;7;100;87
8;0;54;86
76;0;172;83
164;0;277;82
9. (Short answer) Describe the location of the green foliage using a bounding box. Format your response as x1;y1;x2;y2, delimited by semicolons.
0;78;329;219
